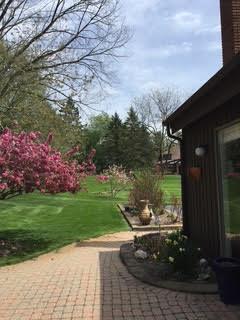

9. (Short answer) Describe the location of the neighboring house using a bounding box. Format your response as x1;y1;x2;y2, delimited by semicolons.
162;143;181;161
164;0;240;258
161;143;181;174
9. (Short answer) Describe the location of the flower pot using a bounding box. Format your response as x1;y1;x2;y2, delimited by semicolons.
139;200;151;225
189;167;201;181
212;257;240;305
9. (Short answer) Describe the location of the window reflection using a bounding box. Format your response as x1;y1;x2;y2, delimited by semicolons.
219;122;240;257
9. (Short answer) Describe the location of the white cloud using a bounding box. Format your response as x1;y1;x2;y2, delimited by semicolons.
157;42;193;58
166;11;202;29
121;0;160;26
133;42;193;61
195;24;221;35
206;41;222;52
98;1;222;117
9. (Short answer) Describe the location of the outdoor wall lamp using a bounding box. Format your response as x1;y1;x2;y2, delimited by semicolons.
195;145;208;157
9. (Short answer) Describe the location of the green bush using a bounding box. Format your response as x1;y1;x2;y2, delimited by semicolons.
129;170;164;214
160;230;202;276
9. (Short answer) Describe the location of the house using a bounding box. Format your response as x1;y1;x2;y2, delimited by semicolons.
161;143;181;174
162;143;181;162
164;0;240;258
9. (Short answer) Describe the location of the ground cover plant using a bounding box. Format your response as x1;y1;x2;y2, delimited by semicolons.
134;230;203;280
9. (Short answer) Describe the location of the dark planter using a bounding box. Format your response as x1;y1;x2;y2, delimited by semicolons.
212;257;240;305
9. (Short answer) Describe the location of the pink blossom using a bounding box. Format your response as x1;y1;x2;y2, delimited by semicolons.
96;175;109;183
0;129;96;199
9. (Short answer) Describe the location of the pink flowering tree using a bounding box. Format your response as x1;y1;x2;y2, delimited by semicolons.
96;165;131;198
0;129;96;200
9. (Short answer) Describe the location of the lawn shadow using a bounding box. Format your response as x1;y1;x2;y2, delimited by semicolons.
0;229;52;260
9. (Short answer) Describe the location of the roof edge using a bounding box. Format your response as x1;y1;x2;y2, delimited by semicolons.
165;53;240;130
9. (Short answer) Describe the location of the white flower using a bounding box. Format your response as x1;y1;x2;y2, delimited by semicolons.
197;248;201;251
182;235;188;240
169;256;174;263
173;240;178;245
200;258;207;266
179;248;184;252
165;239;172;244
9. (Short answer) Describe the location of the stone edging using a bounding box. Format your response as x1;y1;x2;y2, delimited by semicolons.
120;243;218;294
118;204;182;232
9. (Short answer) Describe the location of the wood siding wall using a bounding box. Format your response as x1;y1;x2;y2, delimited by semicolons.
182;95;240;258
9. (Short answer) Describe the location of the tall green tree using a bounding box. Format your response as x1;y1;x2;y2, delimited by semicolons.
123;107;155;170
58;97;83;150
101;113;124;169
84;113;111;171
86;113;111;148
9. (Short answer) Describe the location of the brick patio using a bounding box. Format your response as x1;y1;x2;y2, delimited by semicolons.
0;231;239;320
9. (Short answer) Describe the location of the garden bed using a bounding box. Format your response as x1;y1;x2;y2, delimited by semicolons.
118;204;182;232
120;233;218;294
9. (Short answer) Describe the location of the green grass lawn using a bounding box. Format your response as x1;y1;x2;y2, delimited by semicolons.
162;175;181;203
0;175;181;266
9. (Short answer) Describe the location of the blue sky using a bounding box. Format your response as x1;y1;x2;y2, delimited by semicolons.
101;0;222;117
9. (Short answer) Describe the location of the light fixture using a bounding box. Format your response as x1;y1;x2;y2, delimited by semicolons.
195;145;207;157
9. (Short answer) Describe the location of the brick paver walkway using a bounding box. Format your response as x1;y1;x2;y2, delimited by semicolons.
0;231;240;320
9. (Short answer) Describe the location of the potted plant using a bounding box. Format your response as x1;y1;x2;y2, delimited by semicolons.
212;257;240;305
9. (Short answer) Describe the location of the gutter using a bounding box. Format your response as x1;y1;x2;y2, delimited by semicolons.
165;122;182;144
164;121;189;236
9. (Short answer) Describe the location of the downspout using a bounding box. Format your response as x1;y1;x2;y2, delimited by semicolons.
164;122;189;236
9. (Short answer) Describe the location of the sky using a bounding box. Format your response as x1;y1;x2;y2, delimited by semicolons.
101;0;222;118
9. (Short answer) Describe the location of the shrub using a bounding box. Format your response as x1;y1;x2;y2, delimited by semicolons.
160;230;202;276
129;169;164;214
134;234;163;256
96;175;109;183
0;129;96;199
96;165;131;198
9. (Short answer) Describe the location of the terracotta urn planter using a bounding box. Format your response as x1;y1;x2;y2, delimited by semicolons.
139;200;151;225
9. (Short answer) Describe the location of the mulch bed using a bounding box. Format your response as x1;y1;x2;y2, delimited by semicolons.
120;241;218;294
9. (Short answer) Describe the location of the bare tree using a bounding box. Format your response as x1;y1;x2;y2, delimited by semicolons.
132;88;182;172
0;0;130;114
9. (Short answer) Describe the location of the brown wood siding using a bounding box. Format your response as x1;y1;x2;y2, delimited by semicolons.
182;95;240;258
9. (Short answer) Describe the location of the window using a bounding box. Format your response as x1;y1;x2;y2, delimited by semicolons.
218;122;240;257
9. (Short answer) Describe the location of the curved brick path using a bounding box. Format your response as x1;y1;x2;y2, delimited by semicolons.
0;232;240;320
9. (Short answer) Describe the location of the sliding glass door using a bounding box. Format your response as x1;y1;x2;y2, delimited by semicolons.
218;121;240;257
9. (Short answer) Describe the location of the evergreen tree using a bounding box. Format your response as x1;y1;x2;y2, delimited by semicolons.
123;107;154;170
101;113;124;168
59;97;83;150
84;113;111;171
59;97;80;127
